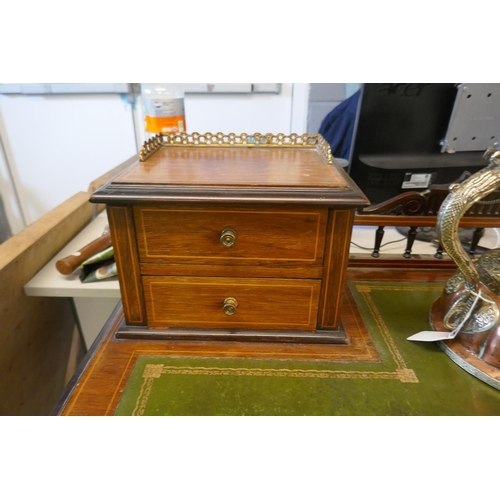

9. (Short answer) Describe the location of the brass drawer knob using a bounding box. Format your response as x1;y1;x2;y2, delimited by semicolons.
223;297;238;316
220;228;237;247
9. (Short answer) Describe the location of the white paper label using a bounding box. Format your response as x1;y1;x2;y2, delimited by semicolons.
408;289;487;342
402;173;432;189
407;331;453;342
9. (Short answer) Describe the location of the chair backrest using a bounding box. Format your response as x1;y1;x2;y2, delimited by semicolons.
352;171;500;267
358;171;500;219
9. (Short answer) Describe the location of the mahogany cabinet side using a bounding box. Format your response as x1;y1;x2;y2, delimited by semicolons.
317;208;355;330
107;205;147;325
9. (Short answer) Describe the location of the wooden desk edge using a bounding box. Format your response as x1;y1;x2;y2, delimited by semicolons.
51;301;124;416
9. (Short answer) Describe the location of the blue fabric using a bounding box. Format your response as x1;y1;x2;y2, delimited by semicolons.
318;90;360;160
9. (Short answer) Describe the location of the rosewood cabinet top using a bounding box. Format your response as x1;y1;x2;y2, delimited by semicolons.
90;133;369;207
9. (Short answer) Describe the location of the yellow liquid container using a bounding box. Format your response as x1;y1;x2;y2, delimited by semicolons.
145;115;185;134
142;83;186;134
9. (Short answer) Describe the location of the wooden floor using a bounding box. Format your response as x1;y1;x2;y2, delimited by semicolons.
53;267;455;416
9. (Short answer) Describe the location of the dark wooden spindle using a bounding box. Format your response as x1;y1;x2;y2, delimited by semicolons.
371;225;385;258
468;227;485;255
403;226;418;258
434;241;444;259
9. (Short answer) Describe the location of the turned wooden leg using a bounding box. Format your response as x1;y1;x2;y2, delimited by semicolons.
468;227;485;256
403;226;418;258
371;225;385;258
434;241;444;259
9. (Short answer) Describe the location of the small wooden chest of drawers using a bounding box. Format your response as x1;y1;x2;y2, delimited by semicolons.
90;132;368;343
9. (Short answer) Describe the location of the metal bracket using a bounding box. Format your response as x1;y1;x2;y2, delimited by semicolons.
441;83;500;153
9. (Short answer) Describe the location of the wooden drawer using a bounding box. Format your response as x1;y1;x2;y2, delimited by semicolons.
142;276;321;330
134;205;327;266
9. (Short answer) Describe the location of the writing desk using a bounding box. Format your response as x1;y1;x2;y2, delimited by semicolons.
53;267;500;416
24;212;120;349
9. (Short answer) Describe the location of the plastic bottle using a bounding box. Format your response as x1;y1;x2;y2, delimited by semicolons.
142;83;186;134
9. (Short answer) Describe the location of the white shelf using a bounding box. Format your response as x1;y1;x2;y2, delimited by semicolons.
24;212;120;299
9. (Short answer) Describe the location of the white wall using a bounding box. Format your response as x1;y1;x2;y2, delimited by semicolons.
185;83;295;134
0;84;309;229
135;83;307;146
0;93;137;226
0;131;24;234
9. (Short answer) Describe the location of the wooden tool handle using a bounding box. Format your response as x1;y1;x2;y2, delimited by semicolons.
56;233;113;275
